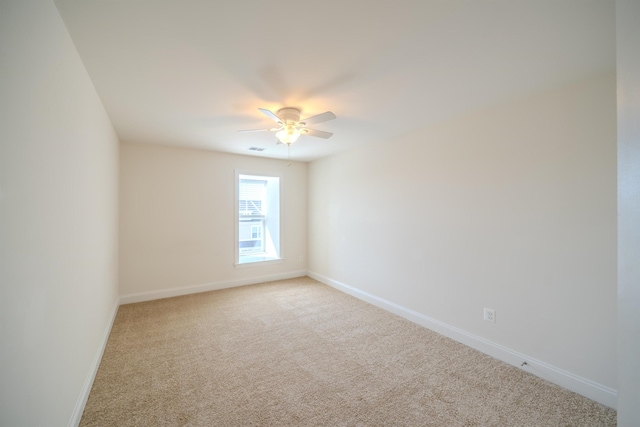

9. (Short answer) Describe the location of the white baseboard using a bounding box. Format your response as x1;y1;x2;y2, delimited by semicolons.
68;299;119;427
307;271;618;409
119;270;308;305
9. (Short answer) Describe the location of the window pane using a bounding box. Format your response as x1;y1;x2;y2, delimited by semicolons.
237;173;280;264
239;180;266;216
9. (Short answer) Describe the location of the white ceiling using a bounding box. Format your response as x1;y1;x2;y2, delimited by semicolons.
54;0;614;162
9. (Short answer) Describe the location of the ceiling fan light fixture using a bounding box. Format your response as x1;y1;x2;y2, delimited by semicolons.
276;124;301;145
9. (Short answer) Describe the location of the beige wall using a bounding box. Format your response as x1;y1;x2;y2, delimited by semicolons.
309;72;617;395
0;0;120;425
119;143;307;298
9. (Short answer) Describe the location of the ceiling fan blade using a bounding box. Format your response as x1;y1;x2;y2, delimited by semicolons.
238;128;270;133
258;108;283;124
302;128;333;139
238;127;281;133
300;111;336;126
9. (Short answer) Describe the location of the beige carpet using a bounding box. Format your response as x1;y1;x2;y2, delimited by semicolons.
80;277;616;426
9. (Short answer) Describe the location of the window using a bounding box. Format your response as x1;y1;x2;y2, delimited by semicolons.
236;172;281;265
251;225;262;239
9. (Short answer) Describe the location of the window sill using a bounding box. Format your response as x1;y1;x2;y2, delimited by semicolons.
235;257;284;268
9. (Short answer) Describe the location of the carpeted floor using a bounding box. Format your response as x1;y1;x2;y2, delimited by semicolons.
80;276;616;426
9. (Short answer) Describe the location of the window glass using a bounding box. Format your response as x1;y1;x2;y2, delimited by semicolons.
236;173;280;265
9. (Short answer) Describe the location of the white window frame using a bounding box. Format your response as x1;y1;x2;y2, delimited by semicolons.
235;170;283;267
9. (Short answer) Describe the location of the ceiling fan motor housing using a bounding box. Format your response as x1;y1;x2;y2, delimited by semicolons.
277;108;301;125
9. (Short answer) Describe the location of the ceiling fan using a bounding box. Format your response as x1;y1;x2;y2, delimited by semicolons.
239;107;336;145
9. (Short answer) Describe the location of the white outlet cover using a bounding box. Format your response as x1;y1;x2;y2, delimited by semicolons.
484;308;496;323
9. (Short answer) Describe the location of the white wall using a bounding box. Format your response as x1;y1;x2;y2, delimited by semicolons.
0;1;120;426
309;72;617;400
119;143;307;299
617;0;640;424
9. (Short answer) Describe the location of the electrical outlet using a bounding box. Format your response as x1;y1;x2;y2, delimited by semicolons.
299;255;304;262
484;308;496;323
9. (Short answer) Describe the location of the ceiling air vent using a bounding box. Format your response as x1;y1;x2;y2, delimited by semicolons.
248;147;266;152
